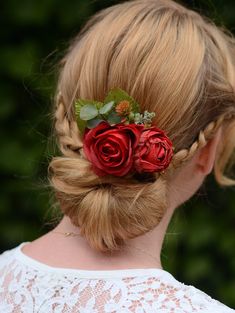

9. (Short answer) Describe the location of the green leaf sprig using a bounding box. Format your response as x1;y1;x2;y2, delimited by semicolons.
74;87;155;134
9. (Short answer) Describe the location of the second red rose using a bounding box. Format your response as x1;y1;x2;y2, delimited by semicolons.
134;127;173;173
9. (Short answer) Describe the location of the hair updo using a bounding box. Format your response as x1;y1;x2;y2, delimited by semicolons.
48;0;235;253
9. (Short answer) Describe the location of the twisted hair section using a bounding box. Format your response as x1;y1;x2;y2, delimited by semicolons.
171;112;235;170
54;92;83;158
48;0;235;252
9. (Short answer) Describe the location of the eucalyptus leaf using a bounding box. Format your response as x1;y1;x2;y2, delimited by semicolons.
107;111;122;124
99;101;115;114
87;118;104;129
80;104;98;120
104;87;140;113
75;99;104;133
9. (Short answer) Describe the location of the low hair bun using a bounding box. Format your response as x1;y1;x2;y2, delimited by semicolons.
49;156;167;252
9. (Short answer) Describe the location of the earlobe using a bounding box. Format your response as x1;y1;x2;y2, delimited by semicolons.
196;127;222;175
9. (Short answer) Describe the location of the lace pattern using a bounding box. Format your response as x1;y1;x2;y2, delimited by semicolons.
0;243;234;313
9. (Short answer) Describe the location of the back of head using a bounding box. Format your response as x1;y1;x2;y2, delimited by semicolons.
48;0;235;253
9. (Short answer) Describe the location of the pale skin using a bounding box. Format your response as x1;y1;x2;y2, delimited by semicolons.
22;127;222;270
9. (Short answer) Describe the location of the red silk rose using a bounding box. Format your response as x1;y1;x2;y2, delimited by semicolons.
83;121;144;176
134;126;173;173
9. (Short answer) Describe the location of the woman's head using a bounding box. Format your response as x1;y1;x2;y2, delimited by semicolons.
48;0;235;252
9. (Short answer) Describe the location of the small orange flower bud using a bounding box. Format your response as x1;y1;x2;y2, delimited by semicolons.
115;100;131;116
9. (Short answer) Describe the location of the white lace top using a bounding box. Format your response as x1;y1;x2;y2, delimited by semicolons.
0;242;234;313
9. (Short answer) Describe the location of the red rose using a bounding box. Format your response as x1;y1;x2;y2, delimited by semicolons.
83;121;144;176
134;126;173;173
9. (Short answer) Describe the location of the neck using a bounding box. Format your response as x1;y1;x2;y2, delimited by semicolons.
52;205;175;270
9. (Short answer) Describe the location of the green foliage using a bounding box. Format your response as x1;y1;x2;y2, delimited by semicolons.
87;118;104;129
75;88;142;132
1;0;235;308
104;87;140;113
99;101;115;114
107;111;122;124
75;99;103;132
80;103;99;120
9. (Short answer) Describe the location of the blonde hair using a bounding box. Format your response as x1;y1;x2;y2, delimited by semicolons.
48;0;235;252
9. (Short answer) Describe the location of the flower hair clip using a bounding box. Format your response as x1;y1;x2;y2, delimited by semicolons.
75;88;174;177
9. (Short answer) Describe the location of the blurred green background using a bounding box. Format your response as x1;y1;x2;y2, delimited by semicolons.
1;0;235;308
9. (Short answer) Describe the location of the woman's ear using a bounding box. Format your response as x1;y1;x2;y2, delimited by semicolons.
195;126;222;175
